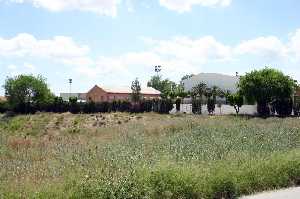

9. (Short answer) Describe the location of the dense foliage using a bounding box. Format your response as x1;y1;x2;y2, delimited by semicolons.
130;78;142;103
147;75;187;99
239;68;297;117
4;75;53;114
0;98;174;115
227;93;244;115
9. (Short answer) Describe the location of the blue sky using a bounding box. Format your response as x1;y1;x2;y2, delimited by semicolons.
1;0;300;95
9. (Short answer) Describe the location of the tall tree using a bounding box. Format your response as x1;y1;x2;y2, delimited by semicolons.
4;74;53;113
239;68;297;116
131;78;142;103
191;83;207;114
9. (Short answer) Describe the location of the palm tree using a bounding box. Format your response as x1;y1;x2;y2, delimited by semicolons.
192;83;207;100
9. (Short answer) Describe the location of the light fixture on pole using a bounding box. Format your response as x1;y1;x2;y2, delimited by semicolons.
68;79;72;100
154;65;162;76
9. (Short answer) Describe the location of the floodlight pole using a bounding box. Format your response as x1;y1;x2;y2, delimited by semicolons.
154;65;162;76
69;79;72;100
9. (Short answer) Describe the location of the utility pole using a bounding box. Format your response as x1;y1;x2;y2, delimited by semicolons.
68;78;72;100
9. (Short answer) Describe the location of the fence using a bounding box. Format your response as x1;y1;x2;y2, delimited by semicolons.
170;104;258;115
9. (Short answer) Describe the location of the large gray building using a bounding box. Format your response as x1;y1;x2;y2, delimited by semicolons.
182;73;239;93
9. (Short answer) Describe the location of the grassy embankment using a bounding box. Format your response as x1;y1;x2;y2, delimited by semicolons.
0;113;299;198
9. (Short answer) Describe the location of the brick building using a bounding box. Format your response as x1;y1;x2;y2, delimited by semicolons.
86;85;161;102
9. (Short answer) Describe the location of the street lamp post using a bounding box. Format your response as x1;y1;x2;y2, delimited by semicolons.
68;79;72;100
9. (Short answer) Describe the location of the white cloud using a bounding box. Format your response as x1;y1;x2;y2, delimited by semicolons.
3;28;300;84
7;0;120;16
288;29;300;60
75;36;232;80
7;63;36;76
0;33;90;66
159;0;232;13
235;36;288;60
152;36;232;63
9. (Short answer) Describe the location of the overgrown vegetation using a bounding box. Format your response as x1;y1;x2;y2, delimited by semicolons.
0;113;299;198
239;68;297;117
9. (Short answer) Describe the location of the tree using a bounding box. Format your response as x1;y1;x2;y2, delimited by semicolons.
147;75;179;99
239;68;296;117
4;74;53;113
191;83;207;114
131;78;142;103
227;93;244;115
69;97;80;114
181;74;195;82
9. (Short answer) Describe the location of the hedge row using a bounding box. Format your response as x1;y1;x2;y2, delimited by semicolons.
0;97;174;115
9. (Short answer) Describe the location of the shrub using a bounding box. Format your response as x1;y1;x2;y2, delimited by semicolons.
119;101;131;112
274;98;293;117
257;102;270;117
69;97;80;114
0;101;9;113
140;100;153;112
294;103;300;116
207;98;215;115
192;98;202;114
175;98;181;112
158;99;173;114
82;101;96;114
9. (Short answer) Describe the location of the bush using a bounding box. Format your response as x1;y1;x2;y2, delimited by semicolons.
274;98;293;117
257;103;270;117
192;98;202;114
294;103;300;116
119;101;131;112
69;97;80;114
175;98;181;112
140;100;153;112
0;101;9;113
82;101;96;114
207;98;215;115
158;99;174;114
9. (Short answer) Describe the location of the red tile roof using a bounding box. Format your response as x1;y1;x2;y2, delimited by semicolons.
96;85;161;95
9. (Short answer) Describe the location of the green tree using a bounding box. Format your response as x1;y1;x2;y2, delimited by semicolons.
239;68;296;117
181;74;195;82
131;78;142;103
4;74;53;113
191;83;207;114
227;93;244;115
147;75;177;98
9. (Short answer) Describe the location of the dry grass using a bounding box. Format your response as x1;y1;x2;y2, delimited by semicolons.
0;113;299;198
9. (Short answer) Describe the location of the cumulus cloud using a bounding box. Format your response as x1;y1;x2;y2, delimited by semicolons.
235;36;288;60
152;36;232;63
7;62;37;76
2;29;300;82
0;33;90;66
75;36;232;80
7;0;120;16
288;28;300;60
159;0;232;13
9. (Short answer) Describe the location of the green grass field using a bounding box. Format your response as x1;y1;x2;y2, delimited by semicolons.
0;113;299;198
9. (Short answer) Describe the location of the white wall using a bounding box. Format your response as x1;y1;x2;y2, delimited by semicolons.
171;104;257;115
